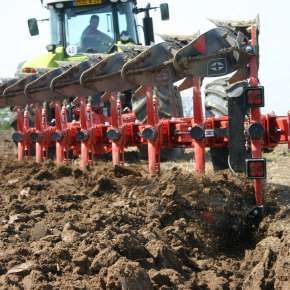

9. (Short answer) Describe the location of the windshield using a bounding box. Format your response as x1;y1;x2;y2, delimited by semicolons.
49;2;138;55
117;2;138;44
49;5;61;45
66;5;115;53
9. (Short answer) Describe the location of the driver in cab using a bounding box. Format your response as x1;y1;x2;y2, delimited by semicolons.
81;15;114;52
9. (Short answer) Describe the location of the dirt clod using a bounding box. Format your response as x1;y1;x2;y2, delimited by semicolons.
90;248;120;274
146;240;183;272
61;222;81;243
53;165;73;178
22;270;51;290
34;170;54;181
107;258;154;290
7;261;35;276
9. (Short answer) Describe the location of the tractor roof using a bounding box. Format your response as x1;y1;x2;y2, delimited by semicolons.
43;0;135;5
43;0;72;5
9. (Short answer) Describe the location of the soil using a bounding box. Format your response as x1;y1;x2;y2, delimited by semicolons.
0;129;289;290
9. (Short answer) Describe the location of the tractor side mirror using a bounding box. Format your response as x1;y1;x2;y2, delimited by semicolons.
160;3;169;21
28;18;39;36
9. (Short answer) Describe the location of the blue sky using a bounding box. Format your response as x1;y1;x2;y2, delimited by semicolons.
0;0;289;114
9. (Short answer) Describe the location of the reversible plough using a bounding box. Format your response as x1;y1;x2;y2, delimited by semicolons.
0;20;289;211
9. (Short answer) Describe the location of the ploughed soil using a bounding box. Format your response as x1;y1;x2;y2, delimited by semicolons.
0;130;289;290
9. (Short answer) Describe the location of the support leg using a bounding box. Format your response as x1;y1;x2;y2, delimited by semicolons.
110;92;124;167
79;97;89;170
145;86;160;175
56;142;65;165
18;142;24;161
80;142;89;170
35;142;43;163
288;111;290;151
192;77;205;175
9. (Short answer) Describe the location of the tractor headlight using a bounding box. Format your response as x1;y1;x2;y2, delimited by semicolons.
55;3;64;8
46;44;56;52
22;67;37;74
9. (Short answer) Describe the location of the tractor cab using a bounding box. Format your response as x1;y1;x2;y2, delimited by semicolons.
28;0;169;56
29;0;139;55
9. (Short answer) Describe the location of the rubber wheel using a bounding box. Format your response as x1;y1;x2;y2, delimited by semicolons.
205;78;229;170
204;78;229;117
132;85;184;160
132;85;183;122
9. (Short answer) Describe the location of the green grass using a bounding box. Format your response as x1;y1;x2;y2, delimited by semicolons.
0;108;12;130
0;123;11;130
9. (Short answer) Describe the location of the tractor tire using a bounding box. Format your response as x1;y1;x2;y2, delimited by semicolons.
132;85;184;161
132;85;183;122
205;78;230;170
204;78;229;117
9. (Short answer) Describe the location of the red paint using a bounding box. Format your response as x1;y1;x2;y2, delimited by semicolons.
55;103;66;165
16;109;24;161
110;92;124;167
288;111;290;150
202;210;214;224
193;35;206;54
192;77;205;175
80;97;89;170
146;86;160;175
35;106;44;163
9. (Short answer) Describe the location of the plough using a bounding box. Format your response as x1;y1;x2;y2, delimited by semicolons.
1;21;289;213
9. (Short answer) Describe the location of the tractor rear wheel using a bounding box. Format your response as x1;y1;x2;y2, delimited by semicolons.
132;85;183;122
132;85;184;161
205;78;229;170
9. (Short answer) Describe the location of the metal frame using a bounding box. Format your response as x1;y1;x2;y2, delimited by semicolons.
9;22;290;208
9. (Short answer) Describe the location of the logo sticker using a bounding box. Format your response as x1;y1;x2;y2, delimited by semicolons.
207;58;227;76
66;45;78;56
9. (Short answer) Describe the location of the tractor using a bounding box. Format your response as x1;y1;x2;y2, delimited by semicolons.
18;0;183;124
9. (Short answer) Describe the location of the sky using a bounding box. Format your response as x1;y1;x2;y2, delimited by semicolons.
0;0;289;114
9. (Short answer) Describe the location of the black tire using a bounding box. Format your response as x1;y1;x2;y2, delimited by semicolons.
132;84;184;160
204;78;229;117
132;85;183;122
205;78;229;170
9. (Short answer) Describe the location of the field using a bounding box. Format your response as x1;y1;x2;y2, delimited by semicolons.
0;129;289;289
